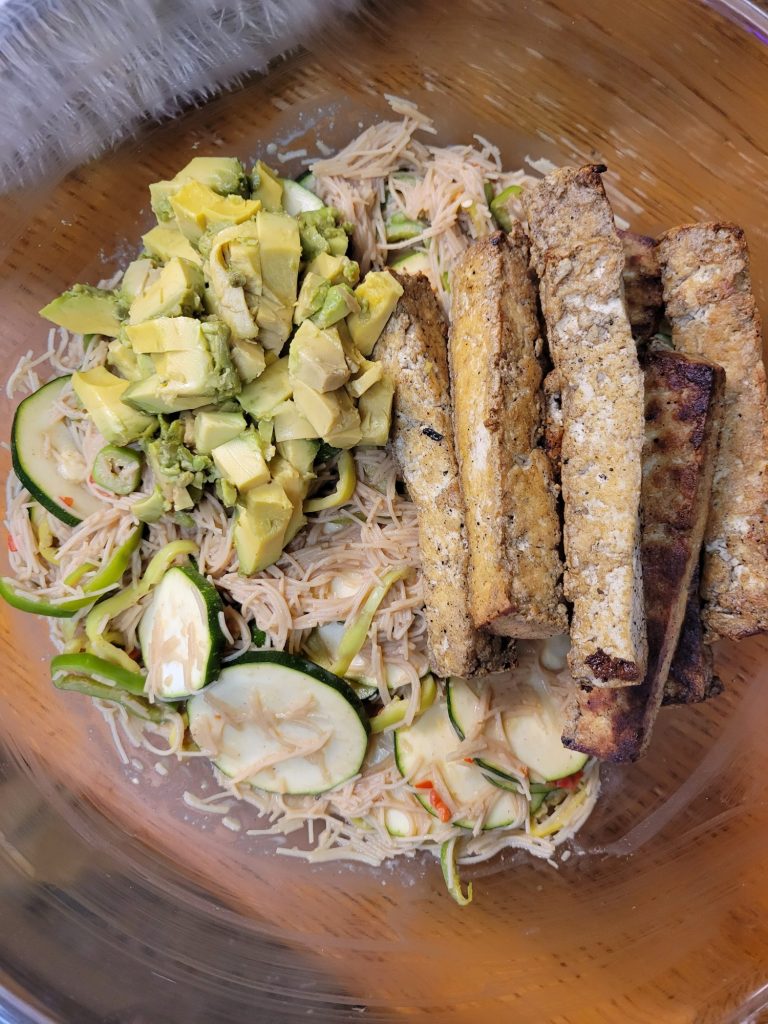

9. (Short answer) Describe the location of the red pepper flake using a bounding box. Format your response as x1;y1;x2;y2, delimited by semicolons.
127;649;141;662
463;757;474;764
61;496;74;507
428;789;452;823
6;535;16;553
414;779;434;790
557;770;583;791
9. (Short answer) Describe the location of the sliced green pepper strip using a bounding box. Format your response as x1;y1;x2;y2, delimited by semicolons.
483;181;495;205
440;837;473;907
51;652;146;695
304;451;356;513
331;566;410;677
85;539;198;661
52;673;166;723
84;525;143;594
64;561;98;587
489;184;522;232
92;444;143;495
0;577;100;618
370;673;437;734
29;505;60;565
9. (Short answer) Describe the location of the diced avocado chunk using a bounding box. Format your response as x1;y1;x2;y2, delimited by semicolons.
122;377;212;415
358;377;394;445
311;283;359;328
291;380;345;438
237;356;291;420
171;181;261;243
141;224;202;267
276;439;320;476
297;207;351;262
256;211;301;350
230;337;266;383
269;456;310;544
294;272;329;324
204;221;261;339
40;284;125;338
128;257;204;324
120;259;158;303
288;320;349;394
234;480;294;574
347;271;404;355
306;253;360;287
212;431;270;491
194;411;246;454
149;157;248;221
250;161;283;212
72;366;156;445
215;478;239;507
125;316;208;354
323;389;362;449
272;400;319;442
107;337;146;382
346;357;383;398
145;417;214;512
132;486;165;523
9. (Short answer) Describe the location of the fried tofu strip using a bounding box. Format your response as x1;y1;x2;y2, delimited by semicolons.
619;229;663;344
373;273;510;678
662;568;720;705
449;227;566;638
656;222;768;641
562;350;724;760
523;164;647;687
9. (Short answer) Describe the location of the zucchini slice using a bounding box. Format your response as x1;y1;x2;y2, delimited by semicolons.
394;698;523;831
447;677;587;784
11;376;103;525
281;179;325;217
139;564;224;700
187;651;370;796
389;249;430;276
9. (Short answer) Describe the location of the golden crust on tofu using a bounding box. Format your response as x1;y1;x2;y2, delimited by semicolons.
523;164;647;687
662;568;719;705
619;229;663;343
449;227;566;638
373;272;510;678
656;222;768;641
562;350;724;760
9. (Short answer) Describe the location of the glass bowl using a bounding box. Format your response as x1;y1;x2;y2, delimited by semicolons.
2;1;768;1020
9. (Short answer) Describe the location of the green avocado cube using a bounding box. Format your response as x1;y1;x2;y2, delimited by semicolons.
269;456;310;544
234;480;294;574
205;221;262;340
212;432;270;491
125;316;207;354
347;271;404;355
322;389;362;449
120;259;158;304
311;283;359;329
141;224;202;266
250;160;283;213
171;181;261;243
40;284;125;338
306;253;360;286
291;380;344;438
106;338;146;382
149;157;248;221
132;486;165;523
72;366;156;444
272;400;319;442
152;349;216;394
288;320;349;394
358;377;394;446
255;211;301;350
230;337;266;383
346;357;383;398
194;411;246;454
293;272;329;324
276;438;320;477
121;377;212;415
237;356;291;419
128;258;204;325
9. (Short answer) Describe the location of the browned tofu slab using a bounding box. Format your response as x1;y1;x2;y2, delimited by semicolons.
619;229;663;344
523;164;647;687
449;227;566;639
562;350;724;760
656;222;768;641
373;273;511;678
662;567;719;705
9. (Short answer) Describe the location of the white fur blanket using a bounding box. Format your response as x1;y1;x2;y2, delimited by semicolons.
0;0;360;192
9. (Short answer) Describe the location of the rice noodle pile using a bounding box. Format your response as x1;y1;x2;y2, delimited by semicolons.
3;100;600;872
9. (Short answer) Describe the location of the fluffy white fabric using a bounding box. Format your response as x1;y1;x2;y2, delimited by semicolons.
0;0;360;191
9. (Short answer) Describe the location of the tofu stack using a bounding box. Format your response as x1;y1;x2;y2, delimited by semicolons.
523;165;648;688
449;227;567;639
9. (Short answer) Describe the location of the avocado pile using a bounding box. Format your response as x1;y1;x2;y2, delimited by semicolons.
39;156;403;574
